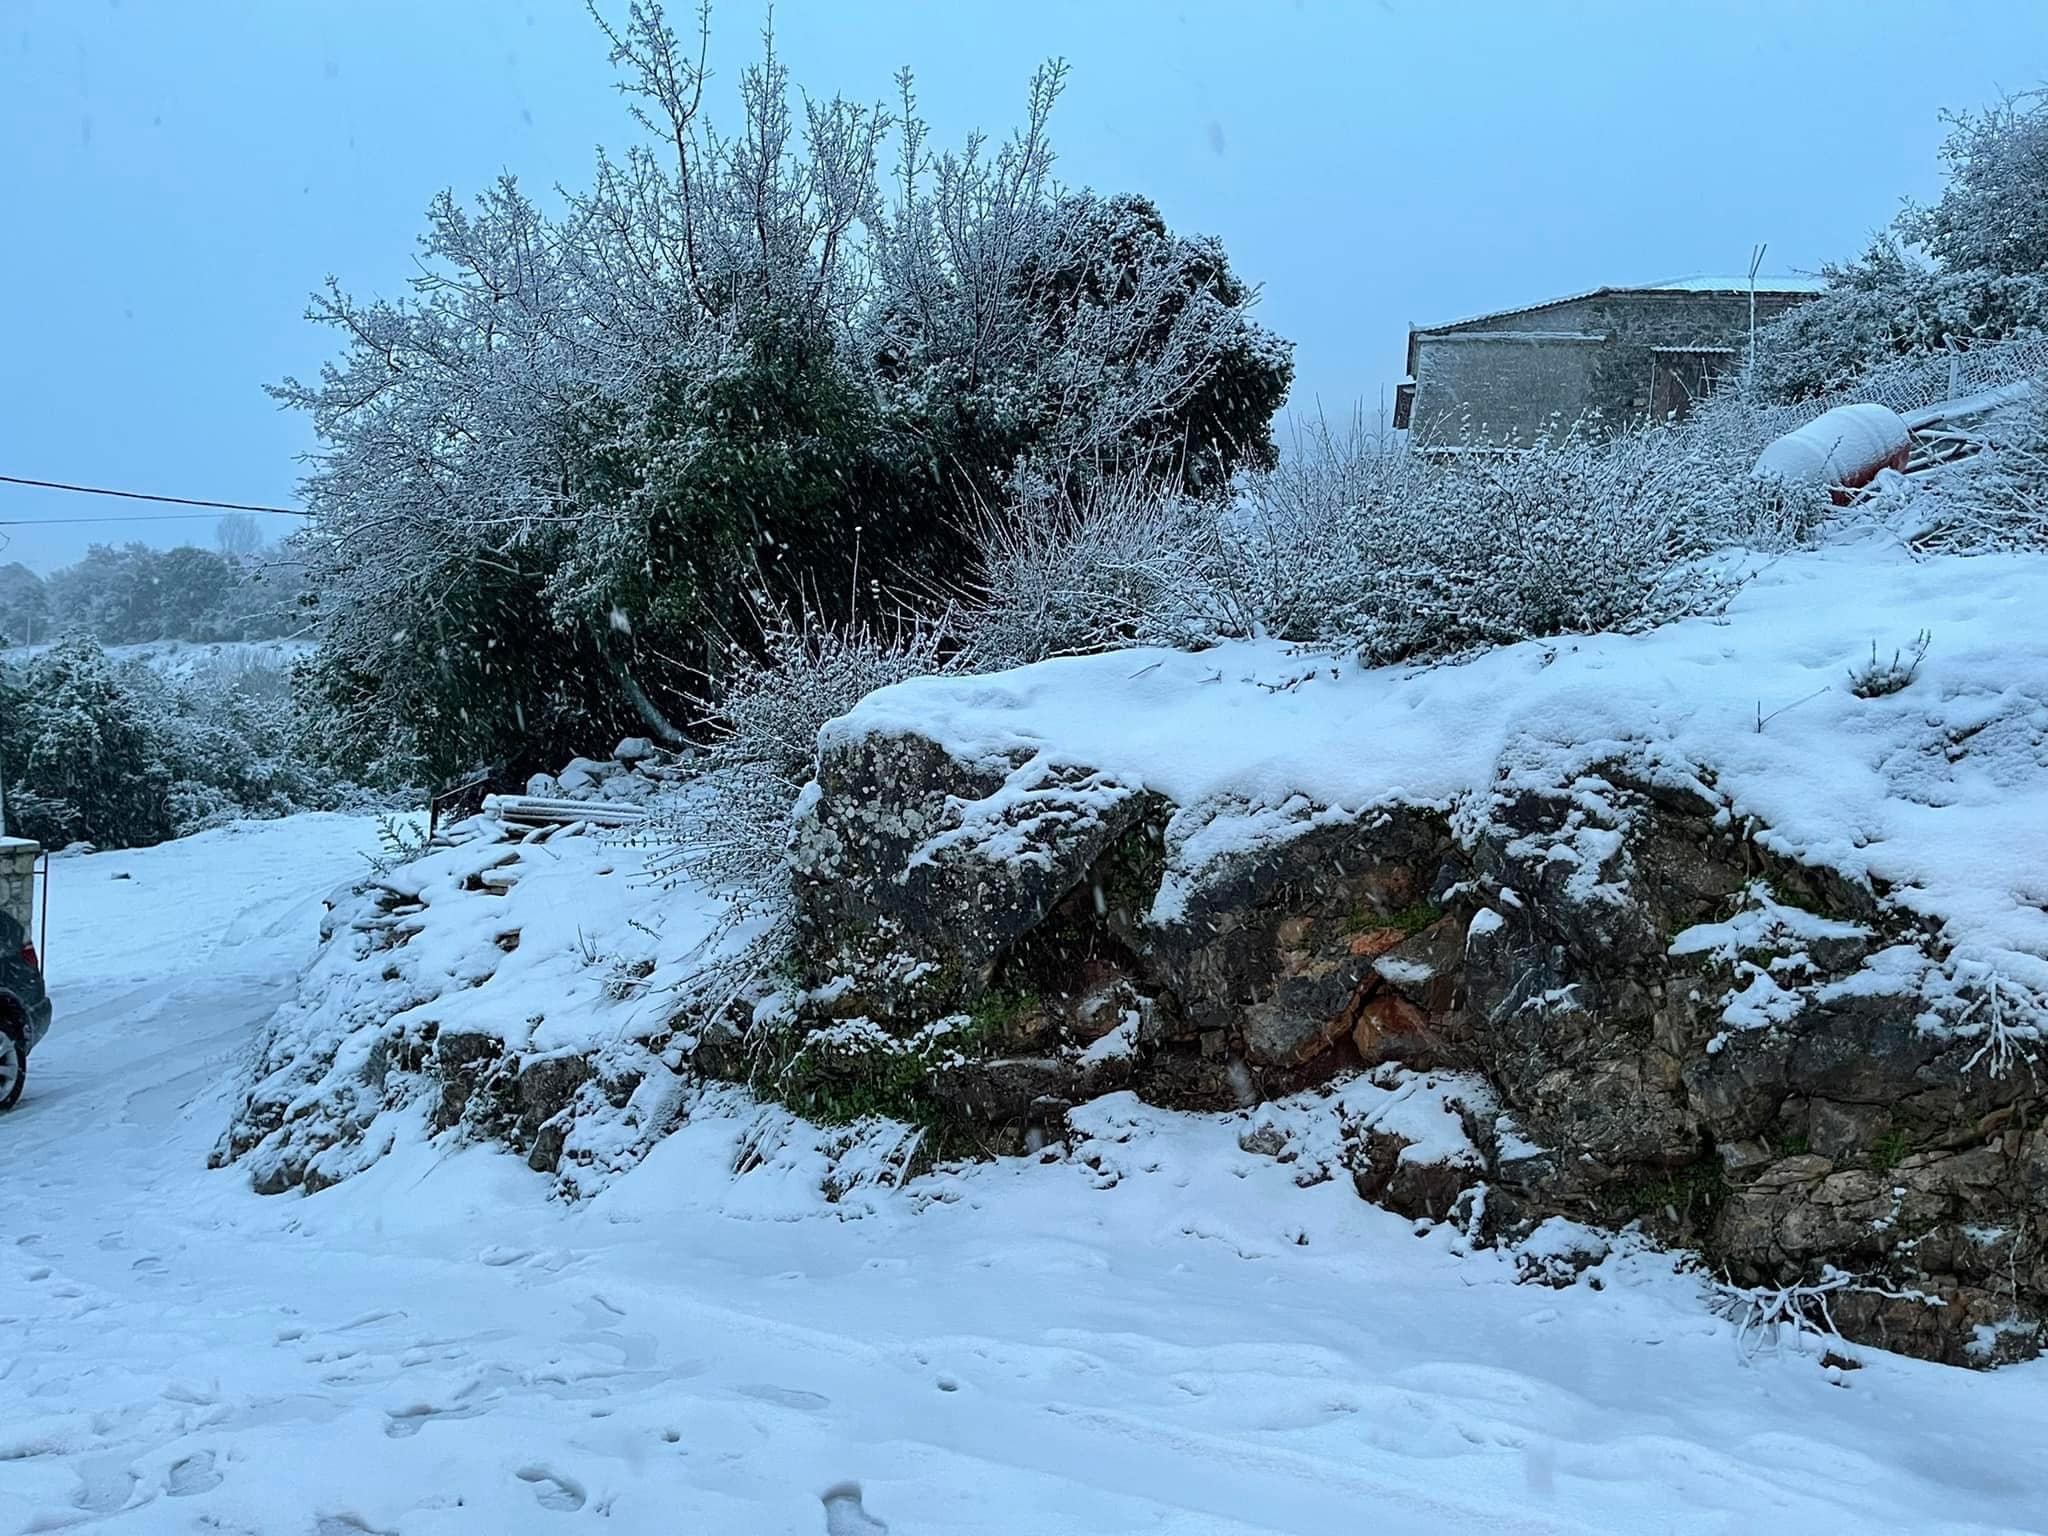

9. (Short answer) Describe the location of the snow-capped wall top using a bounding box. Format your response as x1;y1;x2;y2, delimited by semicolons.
829;545;2048;1001
1644;274;1829;294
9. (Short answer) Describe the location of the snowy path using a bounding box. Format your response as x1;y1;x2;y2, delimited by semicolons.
4;817;2046;1534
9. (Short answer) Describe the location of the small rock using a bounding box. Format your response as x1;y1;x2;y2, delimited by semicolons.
1238;1122;1292;1159
1350;991;1431;1064
1242;1002;1347;1068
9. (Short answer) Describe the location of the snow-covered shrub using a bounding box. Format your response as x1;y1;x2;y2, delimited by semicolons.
651;601;947;944
1882;378;2048;553
1367;430;1725;658
1227;415;1418;647
1951;969;2048;1080
1232;408;1822;664
1846;631;1932;698
955;473;1252;668
1715;1269;1856;1356
945;398;1824;672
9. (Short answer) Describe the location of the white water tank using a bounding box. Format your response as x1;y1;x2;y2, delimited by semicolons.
1755;402;1913;499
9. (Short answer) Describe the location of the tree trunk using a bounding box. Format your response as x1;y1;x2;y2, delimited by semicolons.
595;631;687;747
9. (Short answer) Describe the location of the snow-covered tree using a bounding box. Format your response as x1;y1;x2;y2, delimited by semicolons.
277;2;1290;782
1902;90;2048;278
0;635;359;850
1755;90;2048;401
32;542;303;645
0;563;46;648
0;635;174;848
215;513;268;559
867;91;1293;495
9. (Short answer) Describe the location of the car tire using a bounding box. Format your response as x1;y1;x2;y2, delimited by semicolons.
0;1025;24;1112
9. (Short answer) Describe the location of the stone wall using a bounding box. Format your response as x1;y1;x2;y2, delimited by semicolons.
783;724;2048;1368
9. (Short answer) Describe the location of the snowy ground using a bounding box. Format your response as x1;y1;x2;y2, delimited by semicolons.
6;816;2048;1534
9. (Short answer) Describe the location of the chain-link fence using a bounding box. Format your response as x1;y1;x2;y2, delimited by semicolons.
1804;332;2048;420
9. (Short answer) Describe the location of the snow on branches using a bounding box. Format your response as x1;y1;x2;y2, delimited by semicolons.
279;1;1289;779
648;596;947;953
952;405;1824;674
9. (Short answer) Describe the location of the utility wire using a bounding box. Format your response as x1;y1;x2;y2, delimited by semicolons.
0;474;304;520
0;511;292;526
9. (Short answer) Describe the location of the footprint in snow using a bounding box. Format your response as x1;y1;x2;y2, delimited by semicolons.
383;1401;486;1438
70;1458;138;1514
736;1383;829;1412
315;1516;398;1536
822;1481;888;1534
166;1449;222;1496
515;1465;587;1512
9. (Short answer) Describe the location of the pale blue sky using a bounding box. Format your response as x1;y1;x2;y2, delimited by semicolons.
3;0;2044;569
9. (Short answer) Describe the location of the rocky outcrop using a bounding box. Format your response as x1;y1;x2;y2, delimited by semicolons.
791;733;1156;1017
784;724;2048;1367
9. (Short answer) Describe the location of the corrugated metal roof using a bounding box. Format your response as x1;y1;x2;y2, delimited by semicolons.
1427;329;1609;343
1645;274;1828;294
1413;276;1824;336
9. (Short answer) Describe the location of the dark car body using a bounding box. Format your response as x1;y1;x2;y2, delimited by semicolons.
0;906;51;1054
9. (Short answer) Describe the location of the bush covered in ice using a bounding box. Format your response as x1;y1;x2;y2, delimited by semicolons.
957;404;1826;672
650;600;947;953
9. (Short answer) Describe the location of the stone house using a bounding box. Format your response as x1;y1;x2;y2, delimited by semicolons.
1394;276;1824;446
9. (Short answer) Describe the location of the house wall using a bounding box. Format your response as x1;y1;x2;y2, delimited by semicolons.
1411;289;1814;446
1407;331;1606;444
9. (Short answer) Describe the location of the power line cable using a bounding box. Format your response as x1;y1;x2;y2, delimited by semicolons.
0;511;292;526
0;473;304;520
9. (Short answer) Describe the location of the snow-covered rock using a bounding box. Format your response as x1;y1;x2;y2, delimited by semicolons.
777;544;2048;1365
214;813;766;1200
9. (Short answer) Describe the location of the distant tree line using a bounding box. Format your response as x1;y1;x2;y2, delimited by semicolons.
0;632;351;850
0;516;307;650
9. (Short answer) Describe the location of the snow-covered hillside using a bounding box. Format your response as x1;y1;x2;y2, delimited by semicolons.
8;815;2048;1534
0;635;312;680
